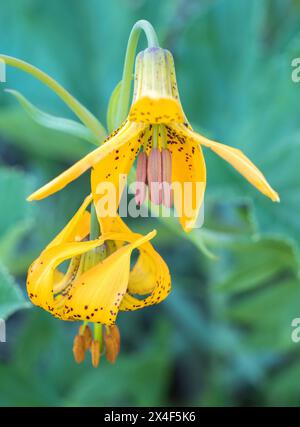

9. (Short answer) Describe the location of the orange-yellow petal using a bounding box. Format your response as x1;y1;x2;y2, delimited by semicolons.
47;194;92;249
182;125;280;202
28;121;145;201
27;239;105;317
167;125;206;232
91;126;142;226
61;231;157;325
120;242;171;312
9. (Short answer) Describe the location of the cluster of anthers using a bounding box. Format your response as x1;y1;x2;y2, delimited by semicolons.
73;324;120;368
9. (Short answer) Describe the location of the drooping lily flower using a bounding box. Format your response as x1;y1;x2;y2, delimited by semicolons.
27;194;171;366
27;47;279;232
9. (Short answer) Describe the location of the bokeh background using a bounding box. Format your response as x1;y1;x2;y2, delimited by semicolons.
0;0;300;407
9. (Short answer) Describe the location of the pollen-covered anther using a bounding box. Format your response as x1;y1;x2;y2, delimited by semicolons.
91;339;101;368
79;324;93;350
104;326;120;364
147;148;162;205
161;148;173;208
135;151;148;206
72;334;85;364
110;324;121;354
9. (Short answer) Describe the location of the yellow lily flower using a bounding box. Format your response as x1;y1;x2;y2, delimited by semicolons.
27;193;171;322
27;194;171;366
28;47;279;232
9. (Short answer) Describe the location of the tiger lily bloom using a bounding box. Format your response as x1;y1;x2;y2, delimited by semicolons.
27;47;279;232
27;194;171;366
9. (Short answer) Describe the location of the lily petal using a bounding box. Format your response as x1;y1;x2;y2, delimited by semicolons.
120;242;171;311
27;239;105;317
91;125;142;220
62;231;157;325
184;126;280;202
168;125;206;232
47;194;92;249
127;240;170;296
28;121;144;201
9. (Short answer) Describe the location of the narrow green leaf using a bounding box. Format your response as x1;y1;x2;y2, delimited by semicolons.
0;219;33;267
0;108;90;162
0;54;107;142
106;80;122;133
0;263;29;320
5;89;98;145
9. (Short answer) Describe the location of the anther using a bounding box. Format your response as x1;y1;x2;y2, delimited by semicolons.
135;151;148;206
161;148;173;208
72;334;85;364
91;339;101;368
79;324;93;350
147;148;162;205
104;325;121;364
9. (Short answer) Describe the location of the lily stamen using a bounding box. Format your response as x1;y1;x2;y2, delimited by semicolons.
135;124;173;208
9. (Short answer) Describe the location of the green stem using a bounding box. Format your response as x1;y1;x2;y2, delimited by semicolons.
90;203;100;240
0;55;107;142
114;20;160;128
94;324;103;344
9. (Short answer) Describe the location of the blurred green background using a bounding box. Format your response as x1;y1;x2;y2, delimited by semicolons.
0;0;300;407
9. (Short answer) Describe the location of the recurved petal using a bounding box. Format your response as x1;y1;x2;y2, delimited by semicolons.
61;231;157;325
120;240;171;311
184;126;280;202
47;194;92;249
27;239;105;317
28;121;144;201
166;125;206;232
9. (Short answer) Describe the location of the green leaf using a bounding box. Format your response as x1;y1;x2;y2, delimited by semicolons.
0;55;107;142
216;237;299;294
0;262;29;319
0;167;33;238
0;219;33;267
106;80;122;133
0;167;35;275
0;108;90;162
225;278;300;351
5;89;98;145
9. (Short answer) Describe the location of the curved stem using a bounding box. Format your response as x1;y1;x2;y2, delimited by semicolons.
114;20;160;128
90;202;100;239
0;55;107;142
94;323;103;345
